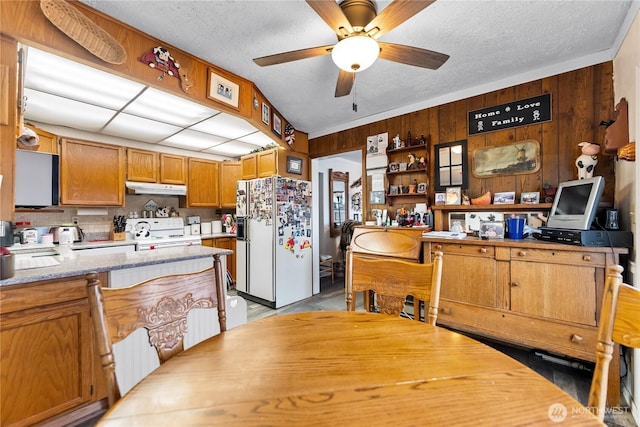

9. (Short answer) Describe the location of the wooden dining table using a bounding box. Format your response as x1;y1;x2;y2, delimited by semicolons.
97;311;603;426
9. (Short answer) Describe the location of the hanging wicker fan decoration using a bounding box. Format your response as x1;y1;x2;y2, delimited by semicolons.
40;0;126;65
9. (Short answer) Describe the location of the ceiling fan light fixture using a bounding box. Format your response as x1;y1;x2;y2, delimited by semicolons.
331;36;379;73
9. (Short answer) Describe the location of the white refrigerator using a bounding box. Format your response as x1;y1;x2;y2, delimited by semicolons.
236;176;313;308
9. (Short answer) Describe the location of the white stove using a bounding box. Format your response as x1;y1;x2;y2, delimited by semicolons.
126;217;201;251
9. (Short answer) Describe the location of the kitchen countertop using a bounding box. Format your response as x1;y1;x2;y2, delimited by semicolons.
0;245;233;287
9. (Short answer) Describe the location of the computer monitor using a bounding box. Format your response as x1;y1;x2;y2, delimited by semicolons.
546;176;604;230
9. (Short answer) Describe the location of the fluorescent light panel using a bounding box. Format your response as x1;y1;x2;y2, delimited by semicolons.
191;113;259;139
161;129;230;150
102;113;182;143
203;140;262;156
237;132;278;147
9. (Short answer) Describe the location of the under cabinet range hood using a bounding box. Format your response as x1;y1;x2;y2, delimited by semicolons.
125;181;187;196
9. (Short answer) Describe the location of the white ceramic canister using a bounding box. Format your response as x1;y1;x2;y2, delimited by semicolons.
212;220;222;233
190;223;201;235
201;222;212;235
183;225;191;236
58;227;74;245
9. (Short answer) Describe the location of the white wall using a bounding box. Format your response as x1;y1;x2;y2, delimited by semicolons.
612;5;639;422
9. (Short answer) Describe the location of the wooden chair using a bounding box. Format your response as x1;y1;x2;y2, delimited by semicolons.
345;226;443;325
86;254;227;407
588;264;640;421
319;254;334;283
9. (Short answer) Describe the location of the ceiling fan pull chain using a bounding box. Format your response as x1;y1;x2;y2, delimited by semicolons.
352;74;357;112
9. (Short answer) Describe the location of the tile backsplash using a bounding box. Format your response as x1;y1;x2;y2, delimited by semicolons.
15;195;234;239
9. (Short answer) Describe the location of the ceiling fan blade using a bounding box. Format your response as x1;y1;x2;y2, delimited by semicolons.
365;0;436;39
335;69;354;97
306;0;353;36
253;45;334;66
378;42;449;69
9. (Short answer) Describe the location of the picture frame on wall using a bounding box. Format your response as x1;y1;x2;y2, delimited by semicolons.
272;111;282;138
370;191;385;204
261;103;270;125
286;156;302;175
207;69;240;110
445;187;462;205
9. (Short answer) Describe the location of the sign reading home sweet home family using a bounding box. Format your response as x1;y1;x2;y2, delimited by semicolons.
468;93;551;135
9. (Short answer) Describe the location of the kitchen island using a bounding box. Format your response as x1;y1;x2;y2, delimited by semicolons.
0;244;245;427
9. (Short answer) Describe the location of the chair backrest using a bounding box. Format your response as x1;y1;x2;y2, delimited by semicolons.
86;254;227;407
345;226;443;325
588;264;640;420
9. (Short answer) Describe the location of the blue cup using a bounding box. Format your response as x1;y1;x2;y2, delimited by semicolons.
506;218;525;239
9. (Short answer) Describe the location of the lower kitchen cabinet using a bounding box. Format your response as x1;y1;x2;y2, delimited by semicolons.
202;237;236;284
423;238;627;407
0;274;108;426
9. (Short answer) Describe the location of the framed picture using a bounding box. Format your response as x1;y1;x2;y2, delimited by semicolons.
520;191;540;204
417;182;427;193
445;187;462;205
435;192;446;205
472;140;540;178
479;221;505;239
389;185;400;195
389;162;399;173
370;191;385;204
494;191;516;205
399;162;408;171
207;69;240;110
435;140;468;191
261;103;270;125
286;156;302;175
272;111;282;138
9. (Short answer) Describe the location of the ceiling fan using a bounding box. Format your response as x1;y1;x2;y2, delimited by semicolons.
253;0;449;98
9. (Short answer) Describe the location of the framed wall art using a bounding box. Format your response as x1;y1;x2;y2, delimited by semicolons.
272;111;282;138
261;103;270;125
435;192;446;205
287;156;302;175
207;69;240;110
417;182;427;193
445;187;462;205
472;140;540;178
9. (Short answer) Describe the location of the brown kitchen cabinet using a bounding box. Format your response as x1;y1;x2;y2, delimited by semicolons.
220;161;241;208
183;157;219;207
423;237;627;406
0;274;108;426
60;138;125;206
127;148;186;184
202;237;236;284
241;149;277;179
25;123;58;154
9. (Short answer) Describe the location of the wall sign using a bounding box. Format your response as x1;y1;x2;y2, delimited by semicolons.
468;93;551;135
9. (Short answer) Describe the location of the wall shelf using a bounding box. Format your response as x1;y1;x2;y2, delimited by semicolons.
431;203;552;230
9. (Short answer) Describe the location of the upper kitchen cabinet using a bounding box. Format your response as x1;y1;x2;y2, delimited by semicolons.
60;138;125;206
127;148;186;184
220;161;241;208
24;124;58;154
182;158;219;207
241;148;309;180
0;35;17;220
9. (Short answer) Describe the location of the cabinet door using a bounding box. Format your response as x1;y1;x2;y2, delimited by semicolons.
127;148;158;182
201;238;214;247
436;245;498;308
214;237;236;283
0;277;96;426
220;161;241;207
241;154;257;179
186;158;219;207
510;261;597;326
60;138;125;205
26;124;58;154
0;36;17;220
257;150;277;177
160;153;187;184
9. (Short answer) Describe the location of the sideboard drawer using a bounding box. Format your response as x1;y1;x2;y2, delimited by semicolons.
431;242;495;258
510;248;605;266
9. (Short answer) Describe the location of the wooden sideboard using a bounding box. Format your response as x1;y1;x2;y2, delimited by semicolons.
422;237;627;406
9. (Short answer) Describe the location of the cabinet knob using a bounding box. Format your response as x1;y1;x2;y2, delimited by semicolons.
479;247;487;253
582;255;591;262
441;307;451;315
518;250;527;257
511;282;520;287
435;244;443;250
570;334;584;343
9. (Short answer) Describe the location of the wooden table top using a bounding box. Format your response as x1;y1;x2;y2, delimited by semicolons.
98;311;603;426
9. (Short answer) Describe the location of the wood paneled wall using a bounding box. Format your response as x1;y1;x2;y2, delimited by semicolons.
309;63;615;217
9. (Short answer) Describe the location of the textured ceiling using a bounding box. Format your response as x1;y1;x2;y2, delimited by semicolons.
75;0;636;141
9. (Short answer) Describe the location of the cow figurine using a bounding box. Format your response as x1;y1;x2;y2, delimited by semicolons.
575;141;600;179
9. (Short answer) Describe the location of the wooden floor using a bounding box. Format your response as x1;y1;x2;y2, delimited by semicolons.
232;275;637;427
